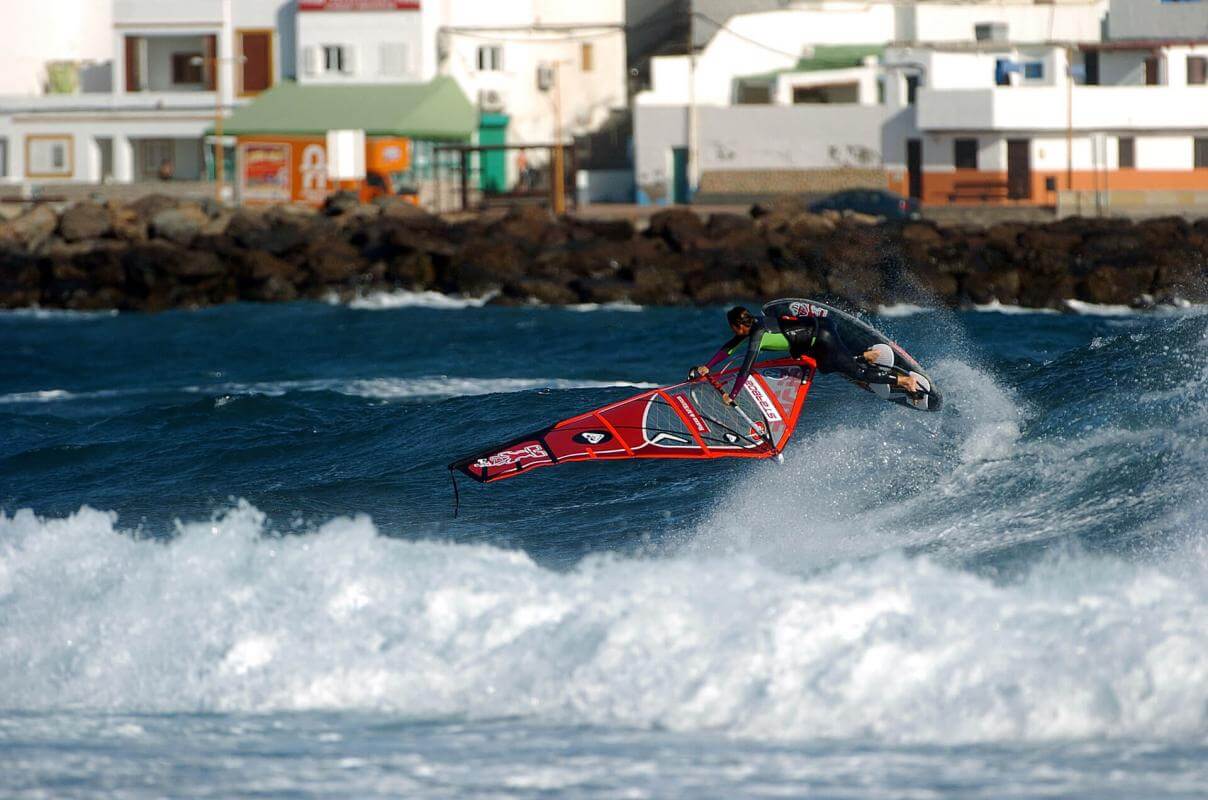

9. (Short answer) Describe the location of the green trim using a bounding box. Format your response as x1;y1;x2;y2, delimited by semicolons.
736;44;885;85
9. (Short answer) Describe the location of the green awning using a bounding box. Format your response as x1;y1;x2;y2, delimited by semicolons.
217;77;475;140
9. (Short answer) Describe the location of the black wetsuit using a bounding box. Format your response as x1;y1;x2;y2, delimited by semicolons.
780;314;899;386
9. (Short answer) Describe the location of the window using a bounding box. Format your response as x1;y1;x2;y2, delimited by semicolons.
1084;51;1100;85
25;135;73;177
1189;56;1207;85
171;52;203;84
581;42;593;72
995;58;1012;86
1196;138;1208;168
975;22;1008;43
1023;62;1044;80
737;83;771;104
954;138;979;170
477;45;502;71
324;45;345;72
906;74;920;105
1118;137;1135;169
380;43;408;76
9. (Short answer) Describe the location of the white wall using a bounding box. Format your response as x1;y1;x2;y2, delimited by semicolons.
442;29;626;145
0;0;113;95
297;9;425;83
912;0;1106;45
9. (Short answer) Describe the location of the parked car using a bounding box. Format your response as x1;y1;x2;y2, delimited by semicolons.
808;189;921;220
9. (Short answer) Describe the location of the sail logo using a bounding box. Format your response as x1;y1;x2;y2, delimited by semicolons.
744;381;782;423
674;395;710;433
572;431;611;445
789;301;828;318
474;444;548;469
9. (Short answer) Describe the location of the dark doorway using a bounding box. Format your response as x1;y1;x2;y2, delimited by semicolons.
1145;56;1160;86
1007;139;1032;200
907;138;922;199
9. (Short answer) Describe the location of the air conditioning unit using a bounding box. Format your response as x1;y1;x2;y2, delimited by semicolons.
478;88;507;112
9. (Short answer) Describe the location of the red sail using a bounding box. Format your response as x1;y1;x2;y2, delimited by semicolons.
450;357;817;484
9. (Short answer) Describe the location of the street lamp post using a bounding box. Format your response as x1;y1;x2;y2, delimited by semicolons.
192;53;245;205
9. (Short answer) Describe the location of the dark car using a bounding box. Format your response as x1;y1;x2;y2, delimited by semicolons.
808;189;921;220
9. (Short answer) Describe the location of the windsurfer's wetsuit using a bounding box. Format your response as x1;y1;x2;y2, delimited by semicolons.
702;314;897;400
778;313;899;386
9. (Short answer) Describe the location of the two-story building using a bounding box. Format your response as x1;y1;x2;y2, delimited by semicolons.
633;0;1111;205
890;0;1208;207
0;0;289;186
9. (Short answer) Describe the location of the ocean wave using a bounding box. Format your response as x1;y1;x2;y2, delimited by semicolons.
0;377;657;405
1;501;1206;745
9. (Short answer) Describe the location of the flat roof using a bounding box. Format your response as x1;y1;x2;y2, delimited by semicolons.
217;78;475;139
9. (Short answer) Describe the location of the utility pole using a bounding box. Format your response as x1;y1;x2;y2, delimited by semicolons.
552;60;565;215
193;52;244;205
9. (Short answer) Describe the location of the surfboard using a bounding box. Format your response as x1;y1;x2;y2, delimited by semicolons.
762;298;943;412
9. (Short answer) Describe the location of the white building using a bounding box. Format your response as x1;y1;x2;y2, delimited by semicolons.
0;0;628;194
633;0;1110;203
0;0;290;185
897;35;1208;207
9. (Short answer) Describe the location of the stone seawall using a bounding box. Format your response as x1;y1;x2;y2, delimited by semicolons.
1;194;1204;312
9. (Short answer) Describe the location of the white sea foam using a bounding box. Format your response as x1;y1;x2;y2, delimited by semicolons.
566;301;645;313
972;300;1061;315
0;307;119;321
1;501;1207;744
338;290;497;310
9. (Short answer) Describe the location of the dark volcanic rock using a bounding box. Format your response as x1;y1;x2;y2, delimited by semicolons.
58;202;112;242
3;197;1206;312
647;208;706;252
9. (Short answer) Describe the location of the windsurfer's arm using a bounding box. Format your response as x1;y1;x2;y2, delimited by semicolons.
728;326;766;401
690;334;744;379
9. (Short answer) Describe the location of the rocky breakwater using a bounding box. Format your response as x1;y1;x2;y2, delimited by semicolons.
0;194;1204;312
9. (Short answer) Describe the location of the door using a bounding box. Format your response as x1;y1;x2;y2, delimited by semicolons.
906;138;922;200
239;30;272;95
1007;139;1031;200
477;113;508;194
671;147;689;204
1145;56;1160;86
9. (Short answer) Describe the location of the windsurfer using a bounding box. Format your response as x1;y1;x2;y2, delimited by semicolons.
690;305;920;399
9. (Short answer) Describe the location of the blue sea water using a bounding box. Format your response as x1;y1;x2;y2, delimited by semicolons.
1;295;1207;798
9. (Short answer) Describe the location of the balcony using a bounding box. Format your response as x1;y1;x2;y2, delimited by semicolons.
917;86;1208;131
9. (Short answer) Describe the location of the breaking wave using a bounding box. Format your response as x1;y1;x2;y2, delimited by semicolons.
1;501;1206;745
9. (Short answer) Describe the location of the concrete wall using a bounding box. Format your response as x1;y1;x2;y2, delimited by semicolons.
1108;0;1208;40
635;103;889;202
